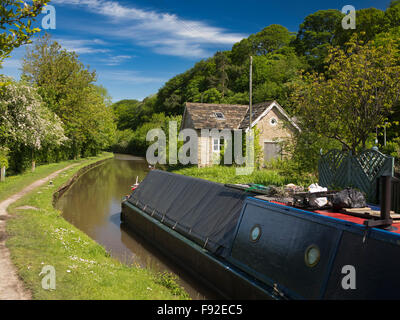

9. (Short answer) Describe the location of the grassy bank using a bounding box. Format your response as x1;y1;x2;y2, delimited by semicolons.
170;165;316;187
0;159;87;203
5;153;189;300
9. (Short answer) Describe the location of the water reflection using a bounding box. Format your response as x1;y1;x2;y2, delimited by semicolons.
56;154;217;300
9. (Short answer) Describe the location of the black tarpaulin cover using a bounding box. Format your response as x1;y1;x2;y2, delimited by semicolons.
127;170;249;258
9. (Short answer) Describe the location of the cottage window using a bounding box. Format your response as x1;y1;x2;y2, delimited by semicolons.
270;117;278;126
213;139;220;152
213;138;224;153
215;112;225;120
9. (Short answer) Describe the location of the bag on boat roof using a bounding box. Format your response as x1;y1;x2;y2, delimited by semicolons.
332;188;367;209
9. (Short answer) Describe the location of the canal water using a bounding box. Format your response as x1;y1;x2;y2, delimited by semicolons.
55;154;217;300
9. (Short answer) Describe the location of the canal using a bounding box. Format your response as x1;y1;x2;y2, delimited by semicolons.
55;154;217;300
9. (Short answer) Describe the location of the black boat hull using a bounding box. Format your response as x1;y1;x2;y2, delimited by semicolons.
121;200;276;300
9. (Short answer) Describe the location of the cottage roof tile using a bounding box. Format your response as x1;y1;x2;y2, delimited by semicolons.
185;102;249;130
183;101;299;131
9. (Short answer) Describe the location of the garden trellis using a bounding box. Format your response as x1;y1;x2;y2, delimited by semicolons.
318;149;394;204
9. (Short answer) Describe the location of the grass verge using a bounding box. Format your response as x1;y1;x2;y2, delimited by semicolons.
0;159;86;203
170;165;315;187
5;153;189;300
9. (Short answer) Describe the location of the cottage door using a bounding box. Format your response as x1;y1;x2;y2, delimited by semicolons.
264;142;281;162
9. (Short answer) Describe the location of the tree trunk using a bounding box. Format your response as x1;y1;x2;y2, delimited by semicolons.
31;149;36;172
0;166;5;182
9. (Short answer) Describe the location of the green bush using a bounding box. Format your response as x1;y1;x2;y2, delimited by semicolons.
154;272;190;299
381;139;400;158
111;114;182;158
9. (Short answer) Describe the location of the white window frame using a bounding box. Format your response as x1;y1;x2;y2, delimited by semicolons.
212;138;220;153
212;138;225;153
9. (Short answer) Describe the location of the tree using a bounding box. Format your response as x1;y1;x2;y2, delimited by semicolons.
79;85;116;156
155;73;185;115
0;0;49;65
231;24;293;64
334;8;387;47
375;26;400;50
231;24;294;65
234;48;304;107
231;37;252;65
209;51;230;97
185;76;204;102
22;35;96;112
112;99;142;130
164;93;183;115
139;94;158;122
222;92;249;105
202;88;222;103
374;27;400;152
385;0;400;29
21;35;115;158
0;75;66;172
293;9;343;72
252;24;294;55
291;36;400;154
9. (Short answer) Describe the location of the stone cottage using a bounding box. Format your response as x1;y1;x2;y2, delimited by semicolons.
181;100;300;167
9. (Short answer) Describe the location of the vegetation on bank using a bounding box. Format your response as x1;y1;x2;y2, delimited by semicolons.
5;153;189;300
0;159;83;203
0;33;116;177
170;160;316;188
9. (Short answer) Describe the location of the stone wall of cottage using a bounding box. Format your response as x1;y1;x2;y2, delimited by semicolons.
197;132;225;167
255;107;296;164
182;110;194;130
197;133;212;167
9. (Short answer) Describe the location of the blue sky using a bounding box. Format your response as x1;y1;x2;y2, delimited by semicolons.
0;0;391;102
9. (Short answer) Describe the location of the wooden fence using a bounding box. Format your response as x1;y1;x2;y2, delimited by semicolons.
318;149;394;205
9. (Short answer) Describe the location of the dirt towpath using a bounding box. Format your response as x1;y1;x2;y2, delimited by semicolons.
0;164;77;300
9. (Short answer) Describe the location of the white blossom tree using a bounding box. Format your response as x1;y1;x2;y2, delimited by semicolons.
0;76;67;174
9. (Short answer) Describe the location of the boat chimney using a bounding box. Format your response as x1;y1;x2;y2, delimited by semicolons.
364;175;393;229
381;175;392;222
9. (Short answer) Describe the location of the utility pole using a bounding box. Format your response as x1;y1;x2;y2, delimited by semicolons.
248;56;255;169
249;56;253;130
384;122;387;147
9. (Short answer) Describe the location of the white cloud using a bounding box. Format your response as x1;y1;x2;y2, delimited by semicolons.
52;0;246;58
150;41;208;59
1;58;21;69
52;39;133;65
54;38;111;54
99;55;133;66
99;70;166;84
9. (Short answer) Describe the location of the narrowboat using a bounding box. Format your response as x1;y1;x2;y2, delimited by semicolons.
121;170;400;300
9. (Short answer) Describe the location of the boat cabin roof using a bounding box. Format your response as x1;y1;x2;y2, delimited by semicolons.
260;199;400;236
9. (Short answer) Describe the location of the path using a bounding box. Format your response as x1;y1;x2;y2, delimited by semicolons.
0;164;77;300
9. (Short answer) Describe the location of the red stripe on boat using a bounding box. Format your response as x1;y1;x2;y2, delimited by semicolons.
271;201;400;234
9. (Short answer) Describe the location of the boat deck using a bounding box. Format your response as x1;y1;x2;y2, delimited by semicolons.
267;200;400;235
